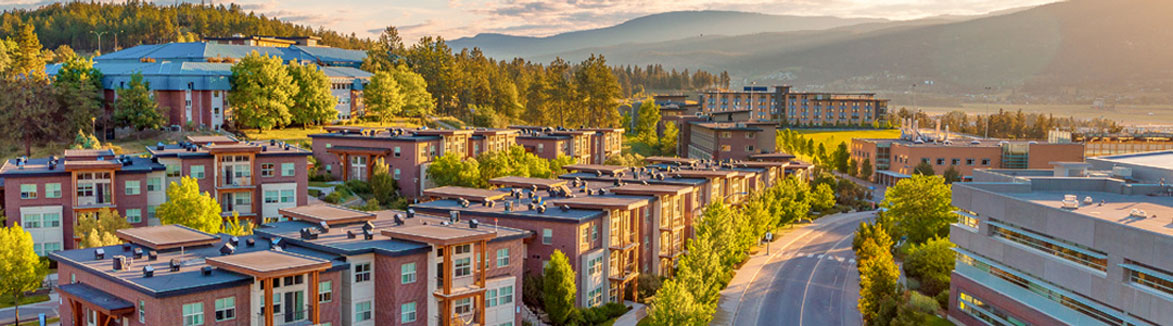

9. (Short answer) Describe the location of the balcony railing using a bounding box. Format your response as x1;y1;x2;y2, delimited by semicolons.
221;175;252;187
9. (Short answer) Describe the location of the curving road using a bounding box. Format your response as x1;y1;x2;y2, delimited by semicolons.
724;211;872;326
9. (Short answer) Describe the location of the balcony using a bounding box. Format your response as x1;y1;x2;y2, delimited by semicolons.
220;175;253;188
609;261;639;281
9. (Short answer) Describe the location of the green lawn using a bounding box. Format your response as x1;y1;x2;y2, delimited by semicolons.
0;129;217;161
0;294;49;309
780;128;900;161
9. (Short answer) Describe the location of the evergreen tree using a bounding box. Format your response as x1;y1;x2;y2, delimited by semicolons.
942;165;962;184
543;250;576;326
363;70;405;122
861;158;874;180
71;130;101;149
0;225;48;325
0;78;57;156
833;142;850;173
848;158;859;177
229;51;295;130
369;157;398;204
634;98;661;141
158;176;224;234
54;55;104;134
113;72;166;130
575;54;621;127
286;60;336;127
912;161;935;176
10;23;45;80
659;121;678;156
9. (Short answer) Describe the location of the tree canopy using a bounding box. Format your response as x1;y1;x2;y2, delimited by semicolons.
76;208;131;248
0;225;48;324
158;176;224;234
113;72;166;130
543;250;576;326
229;51;296;130
880;175;953;245
286;60;336;127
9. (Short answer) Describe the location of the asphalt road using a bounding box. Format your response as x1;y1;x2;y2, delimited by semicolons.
732;211;872;326
0;303;57;326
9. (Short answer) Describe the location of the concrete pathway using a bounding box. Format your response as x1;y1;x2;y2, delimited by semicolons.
613;301;647;326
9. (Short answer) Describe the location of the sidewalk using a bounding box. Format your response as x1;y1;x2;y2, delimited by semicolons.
710;212;871;326
613;301;647;326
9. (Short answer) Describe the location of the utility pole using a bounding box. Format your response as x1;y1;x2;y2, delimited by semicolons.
112;29;124;51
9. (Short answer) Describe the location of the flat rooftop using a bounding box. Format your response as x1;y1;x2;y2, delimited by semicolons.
279;204;376;226
1094;150;1173;170
255;210;528;256
205;250;331;278
423;186;510;202
548;195;651;210
564;164;630;175
1005;189;1173;236
117;225;220;250
489;176;568;190
412;197;606;222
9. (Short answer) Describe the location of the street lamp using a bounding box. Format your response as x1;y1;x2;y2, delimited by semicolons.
112;29;125;51
90;30;110;53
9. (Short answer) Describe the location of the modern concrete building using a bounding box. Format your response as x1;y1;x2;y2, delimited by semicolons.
851;122;1085;185
50;205;528;326
948;158;1173;326
46;39;371;130
699;85;889;126
1;135;309;253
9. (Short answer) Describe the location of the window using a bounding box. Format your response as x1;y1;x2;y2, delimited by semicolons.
394;146;401;157
20;184;36;199
951;158;961;165
22;214;41;229
955;210;979;230
401;302;416;323
264;191;279;204
393;168;401;180
746;145;755;152
487;285;514;307
46;183;61;198
280;189;294;203
454;258;472;277
957;292;1029;326
496;248;510;267
354;301;372;321
989;219;1107;272
147;206;157;219
125;180;141;195
190;165;205;179
261;163;275;177
138;300;145;322
319;281;332;303
282;163;295;176
402;263;416;284
936;158;945;165
166;164;181;177
214;297;235;321
966;158;975;166
592;225;599;241
454;298;473;314
981;159;991;166
126;209;142;224
354;263;371;282
542;229;553;244
147;177;162;191
182;302;203;326
1124;260;1173;296
720;145;731;152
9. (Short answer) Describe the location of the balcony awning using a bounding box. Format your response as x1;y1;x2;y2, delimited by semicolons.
58;283;135;315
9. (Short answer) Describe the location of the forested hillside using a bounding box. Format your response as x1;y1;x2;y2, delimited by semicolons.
0;1;373;52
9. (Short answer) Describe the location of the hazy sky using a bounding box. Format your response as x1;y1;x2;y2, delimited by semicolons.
2;0;1063;41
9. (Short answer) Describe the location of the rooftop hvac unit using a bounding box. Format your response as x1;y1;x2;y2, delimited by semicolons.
1130;209;1148;218
1061;194;1079;209
1112;167;1133;179
1083;196;1093;205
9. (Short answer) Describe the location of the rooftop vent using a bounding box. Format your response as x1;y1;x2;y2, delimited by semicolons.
469;219;479;229
95;248;105;260
1083;196;1093;205
362;221;375;233
148;250;158;261
201;266;213;276
407;209;416;219
246;238;256;247
347;230;357;239
537;205;547;214
1130;209;1148;218
143;265;155;278
504;201;513;212
230;236;239;246
112;255;129;271
487;200;495;208
528;203;536;211
133;247;143;259
394;214;404;226
156;142;165;150
363;229;374;240
169;258;181;272
1061;194;1079;209
299;228;318;240
561;205;571;212
122;243;132;252
450;211;460;223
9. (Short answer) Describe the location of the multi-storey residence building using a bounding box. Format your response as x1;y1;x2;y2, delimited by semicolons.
948;152;1173;326
851;126;1084;185
469;129;520;157
0;135;308;253
699;85;889;126
46;38;371;130
580;128;625;164
50;204;528;326
684;121;778;161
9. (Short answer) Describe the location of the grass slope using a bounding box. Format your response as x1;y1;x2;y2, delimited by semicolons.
791;129;901;154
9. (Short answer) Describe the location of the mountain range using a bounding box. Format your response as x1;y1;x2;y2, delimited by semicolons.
451;0;1173;102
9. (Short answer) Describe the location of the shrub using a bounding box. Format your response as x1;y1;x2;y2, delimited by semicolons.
934;290;950;312
522;274;544;308
636;274;663;301
323;191;343;204
344;179;371;195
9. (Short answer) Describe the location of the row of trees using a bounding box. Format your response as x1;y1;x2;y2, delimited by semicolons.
0;2;373;53
611;64;729;97
778;129;874;179
645;176;828;325
854;175;957;325
427;145;577;189
891;107;1123;139
622;98;677;156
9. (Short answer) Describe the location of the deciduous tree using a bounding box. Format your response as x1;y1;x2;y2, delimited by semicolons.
913;161;935;176
645;279;708;326
286;60;336;127
363;70;404;122
158;176;223;234
0;225;48;325
427;153;482;188
229;51;295;130
861;158;873;180
881;175;953;245
76;208;131;248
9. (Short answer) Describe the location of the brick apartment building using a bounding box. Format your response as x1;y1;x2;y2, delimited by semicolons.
947;152;1173;326
683;121;779;161
0;135;309;253
511;126;624;164
50;204;527;326
699;85;889;126
46;38;371;130
851;125;1084;185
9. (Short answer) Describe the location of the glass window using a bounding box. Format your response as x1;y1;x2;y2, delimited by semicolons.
22;213;40;229
989;219;1107;272
45;183;61;198
166;164;181;177
190;165;205;179
264;190;279;204
126;209;142;224
402;263;416;284
139;300;145;322
542;229;553;244
147;206;157;219
957;292;1029;326
280;189;295;203
261;163;275;177
454;258;472;277
282;163;295;176
214;297;235;321
355;263;371;282
355;301;372;321
454;297;473;314
319;281;332;303
125;180;141;195
20;184;36;199
1125;260;1173;296
496;248;510;267
147;177;162;191
401;302;416;323
182;302;203;326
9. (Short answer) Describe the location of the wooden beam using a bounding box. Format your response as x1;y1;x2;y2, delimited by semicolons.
310;271;320;324
264;277;274;326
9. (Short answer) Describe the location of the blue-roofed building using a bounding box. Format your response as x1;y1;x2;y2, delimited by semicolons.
50;205;530;326
47;37;372;130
